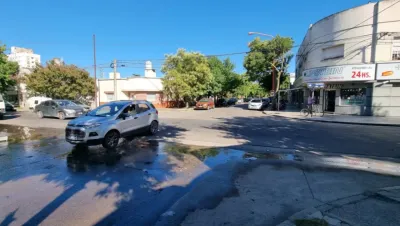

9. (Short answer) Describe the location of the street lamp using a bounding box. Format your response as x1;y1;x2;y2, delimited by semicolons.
248;31;276;93
248;32;274;38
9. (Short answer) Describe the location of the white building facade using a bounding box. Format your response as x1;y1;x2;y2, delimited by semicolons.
295;0;400;116
97;61;164;107
7;46;41;106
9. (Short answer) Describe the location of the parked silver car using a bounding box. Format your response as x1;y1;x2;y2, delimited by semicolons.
65;100;159;149
35;99;86;120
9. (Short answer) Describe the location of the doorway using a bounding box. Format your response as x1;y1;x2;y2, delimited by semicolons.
325;90;336;112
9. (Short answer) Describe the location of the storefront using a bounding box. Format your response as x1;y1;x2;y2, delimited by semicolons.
299;64;376;116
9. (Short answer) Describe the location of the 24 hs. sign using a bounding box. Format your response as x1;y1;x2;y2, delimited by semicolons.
351;71;371;79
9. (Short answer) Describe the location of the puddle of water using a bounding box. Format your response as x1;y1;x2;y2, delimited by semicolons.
243;152;300;161
0;125;63;145
65;140;301;173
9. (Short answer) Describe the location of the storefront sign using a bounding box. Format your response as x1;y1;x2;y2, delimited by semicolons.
325;84;344;89
302;64;375;82
307;83;324;89
376;63;400;80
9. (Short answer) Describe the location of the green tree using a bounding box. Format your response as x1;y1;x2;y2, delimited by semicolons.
244;36;293;93
208;57;242;98
234;74;265;98
162;49;213;106
26;61;94;99
0;44;19;93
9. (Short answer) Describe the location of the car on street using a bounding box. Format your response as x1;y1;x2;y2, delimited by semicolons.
247;98;269;110
35;99;86;120
71;100;91;111
65;100;159;149
216;98;228;107
0;95;5;120
227;98;238;106
27;96;52;111
195;98;215;110
5;101;16;112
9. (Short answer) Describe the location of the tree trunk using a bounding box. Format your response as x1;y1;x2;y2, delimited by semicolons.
275;72;281;93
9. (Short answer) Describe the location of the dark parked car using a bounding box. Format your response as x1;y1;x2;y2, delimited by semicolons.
227;98;238;106
35;100;86;120
5;101;16;112
216;98;228;107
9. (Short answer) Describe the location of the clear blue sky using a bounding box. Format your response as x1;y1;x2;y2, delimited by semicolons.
1;0;369;78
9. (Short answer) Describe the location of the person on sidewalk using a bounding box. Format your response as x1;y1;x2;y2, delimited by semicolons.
307;94;314;117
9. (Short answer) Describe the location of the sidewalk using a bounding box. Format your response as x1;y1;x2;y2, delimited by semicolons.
267;111;400;127
279;186;400;226
156;151;400;226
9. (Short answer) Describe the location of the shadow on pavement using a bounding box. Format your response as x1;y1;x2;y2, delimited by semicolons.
205;115;400;158
1;117;400;226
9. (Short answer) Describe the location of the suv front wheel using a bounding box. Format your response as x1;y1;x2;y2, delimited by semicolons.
102;130;120;149
149;121;158;135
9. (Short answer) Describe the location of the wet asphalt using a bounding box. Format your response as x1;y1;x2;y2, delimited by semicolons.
0;126;267;226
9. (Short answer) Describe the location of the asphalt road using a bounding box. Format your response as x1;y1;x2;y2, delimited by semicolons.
1;106;400;225
1;106;400;158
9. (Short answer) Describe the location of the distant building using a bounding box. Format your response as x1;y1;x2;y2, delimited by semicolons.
8;47;40;70
289;73;295;86
97;61;164;107
7;46;41;107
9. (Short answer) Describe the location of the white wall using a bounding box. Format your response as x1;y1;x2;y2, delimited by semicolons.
98;77;163;103
296;0;400;79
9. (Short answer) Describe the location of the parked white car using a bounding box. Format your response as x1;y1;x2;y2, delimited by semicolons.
0;94;6;119
65;100;159;149
247;98;270;110
27;96;52;111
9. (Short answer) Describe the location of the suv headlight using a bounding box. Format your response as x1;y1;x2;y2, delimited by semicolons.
64;109;76;114
84;123;102;129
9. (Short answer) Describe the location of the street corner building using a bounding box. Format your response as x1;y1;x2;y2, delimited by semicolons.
294;0;400;116
97;61;168;108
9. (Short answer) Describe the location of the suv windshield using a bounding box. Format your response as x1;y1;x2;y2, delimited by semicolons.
251;99;262;103
87;102;126;117
199;99;209;102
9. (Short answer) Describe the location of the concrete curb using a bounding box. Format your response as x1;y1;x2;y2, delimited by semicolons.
278;186;400;226
269;114;400;127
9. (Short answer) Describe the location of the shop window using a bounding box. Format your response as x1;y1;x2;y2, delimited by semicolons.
393;50;400;60
322;44;344;60
340;88;366;106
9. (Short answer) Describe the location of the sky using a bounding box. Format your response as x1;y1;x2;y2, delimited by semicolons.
1;0;370;78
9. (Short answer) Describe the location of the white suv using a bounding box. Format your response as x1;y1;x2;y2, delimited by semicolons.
65;100;159;149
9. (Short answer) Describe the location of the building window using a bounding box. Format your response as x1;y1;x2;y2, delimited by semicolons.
393;50;400;60
340;88;366;106
146;94;156;102
322;44;344;60
106;93;114;102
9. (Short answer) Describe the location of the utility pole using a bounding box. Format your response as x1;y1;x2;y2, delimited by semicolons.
113;59;117;100
93;34;98;107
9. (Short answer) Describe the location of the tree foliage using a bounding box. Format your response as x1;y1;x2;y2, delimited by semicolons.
233;74;265;98
0;44;19;93
26;61;95;99
244;36;293;92
162;49;213;104
208;57;242;97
